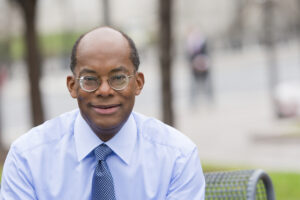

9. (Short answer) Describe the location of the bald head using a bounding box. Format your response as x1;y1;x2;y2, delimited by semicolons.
70;27;140;73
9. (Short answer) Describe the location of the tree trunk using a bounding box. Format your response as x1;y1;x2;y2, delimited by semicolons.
0;2;13;150
102;0;111;26
158;0;174;126
14;0;44;126
296;0;300;71
263;0;279;116
229;0;248;49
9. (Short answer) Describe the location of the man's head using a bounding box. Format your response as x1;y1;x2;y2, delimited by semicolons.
67;27;144;141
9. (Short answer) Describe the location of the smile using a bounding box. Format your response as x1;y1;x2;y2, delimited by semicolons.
91;104;121;115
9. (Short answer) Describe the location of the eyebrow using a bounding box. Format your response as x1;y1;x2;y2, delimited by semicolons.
110;66;129;73
78;68;97;76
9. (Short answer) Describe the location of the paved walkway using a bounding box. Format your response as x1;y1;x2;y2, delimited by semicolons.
175;92;300;172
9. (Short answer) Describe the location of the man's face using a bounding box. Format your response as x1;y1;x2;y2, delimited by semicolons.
67;28;144;139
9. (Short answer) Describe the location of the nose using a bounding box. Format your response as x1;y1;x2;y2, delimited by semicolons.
94;79;114;97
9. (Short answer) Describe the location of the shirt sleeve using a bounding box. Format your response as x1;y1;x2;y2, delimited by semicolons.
0;146;37;200
166;147;205;200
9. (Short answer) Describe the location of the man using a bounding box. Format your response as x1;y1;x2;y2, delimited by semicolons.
1;27;205;199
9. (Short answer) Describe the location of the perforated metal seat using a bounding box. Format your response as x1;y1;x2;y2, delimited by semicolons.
204;169;275;200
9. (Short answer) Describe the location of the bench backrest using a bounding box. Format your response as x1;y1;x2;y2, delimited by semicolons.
204;169;275;200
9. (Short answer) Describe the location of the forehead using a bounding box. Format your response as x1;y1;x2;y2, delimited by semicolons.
77;28;130;62
75;28;133;74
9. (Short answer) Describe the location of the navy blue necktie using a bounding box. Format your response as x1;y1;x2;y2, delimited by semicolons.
92;144;116;200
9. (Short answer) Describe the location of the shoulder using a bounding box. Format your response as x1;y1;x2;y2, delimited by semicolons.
132;112;197;156
10;109;79;154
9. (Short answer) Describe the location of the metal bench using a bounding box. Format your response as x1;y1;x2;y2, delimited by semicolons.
204;169;275;200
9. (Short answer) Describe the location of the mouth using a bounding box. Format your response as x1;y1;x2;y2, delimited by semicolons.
90;104;121;115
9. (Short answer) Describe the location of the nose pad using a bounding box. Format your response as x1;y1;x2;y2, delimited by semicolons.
94;79;114;96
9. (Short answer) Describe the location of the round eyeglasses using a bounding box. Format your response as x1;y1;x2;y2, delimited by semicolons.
77;73;135;92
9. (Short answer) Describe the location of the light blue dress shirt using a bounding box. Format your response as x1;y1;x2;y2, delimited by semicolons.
0;109;205;200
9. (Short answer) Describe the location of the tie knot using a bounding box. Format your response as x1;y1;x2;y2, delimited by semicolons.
94;144;113;161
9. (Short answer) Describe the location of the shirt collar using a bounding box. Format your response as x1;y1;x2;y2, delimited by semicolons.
74;112;137;165
105;114;137;165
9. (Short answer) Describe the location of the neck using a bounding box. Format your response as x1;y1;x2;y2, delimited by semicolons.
79;111;130;142
90;123;123;142
95;128;119;142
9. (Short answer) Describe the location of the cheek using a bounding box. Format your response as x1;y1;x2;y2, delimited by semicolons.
122;87;137;101
77;95;84;102
76;92;90;108
126;81;140;97
122;92;136;110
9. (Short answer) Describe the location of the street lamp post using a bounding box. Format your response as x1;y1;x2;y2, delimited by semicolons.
257;0;279;115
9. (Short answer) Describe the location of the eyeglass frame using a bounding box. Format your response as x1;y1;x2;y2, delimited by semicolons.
76;73;136;92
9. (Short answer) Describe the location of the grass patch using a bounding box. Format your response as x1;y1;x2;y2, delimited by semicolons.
0;32;82;60
39;32;82;57
270;171;300;200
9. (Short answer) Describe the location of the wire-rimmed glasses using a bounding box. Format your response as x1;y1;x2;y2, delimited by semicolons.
77;73;135;92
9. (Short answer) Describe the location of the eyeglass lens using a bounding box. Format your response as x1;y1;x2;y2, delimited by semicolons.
79;73;131;92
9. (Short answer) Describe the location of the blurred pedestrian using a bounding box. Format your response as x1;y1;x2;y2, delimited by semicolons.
186;28;214;106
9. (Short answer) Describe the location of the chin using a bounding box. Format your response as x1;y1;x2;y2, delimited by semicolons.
92;116;125;132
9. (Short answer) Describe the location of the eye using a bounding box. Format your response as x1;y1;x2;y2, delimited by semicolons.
110;74;126;81
83;76;98;81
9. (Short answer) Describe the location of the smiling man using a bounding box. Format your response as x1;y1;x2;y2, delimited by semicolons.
0;27;205;200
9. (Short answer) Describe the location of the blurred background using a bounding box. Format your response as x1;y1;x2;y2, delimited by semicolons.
0;0;300;198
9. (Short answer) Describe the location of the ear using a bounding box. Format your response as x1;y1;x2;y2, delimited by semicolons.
134;72;144;96
66;75;78;98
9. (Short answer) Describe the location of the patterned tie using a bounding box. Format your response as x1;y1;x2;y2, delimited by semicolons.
92;144;116;200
